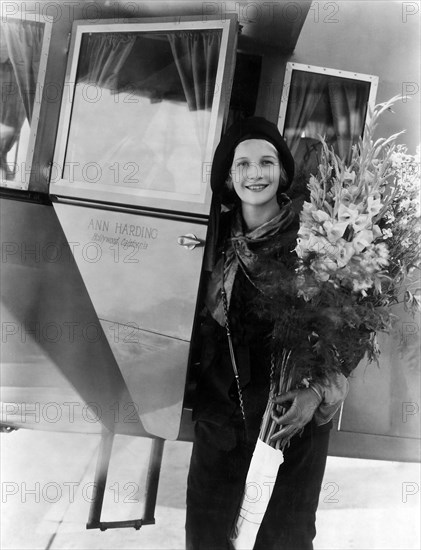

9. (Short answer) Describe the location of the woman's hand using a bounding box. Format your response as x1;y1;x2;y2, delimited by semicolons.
270;388;322;442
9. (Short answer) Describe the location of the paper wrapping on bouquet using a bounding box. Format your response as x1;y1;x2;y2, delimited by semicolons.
230;438;284;550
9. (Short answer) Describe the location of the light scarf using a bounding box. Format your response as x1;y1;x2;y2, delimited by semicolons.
205;196;297;326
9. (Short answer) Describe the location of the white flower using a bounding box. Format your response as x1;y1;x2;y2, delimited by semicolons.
306;234;331;254
295;239;307;258
338;203;359;225
311;257;337;281
372;225;383;239
390;152;404;168
382;228;393;239
374;243;389;265
367;196;383;217
352;278;373;292
323;220;349;242
336;241;355;268
353;214;370;232
312;210;330;223
399;198;411;211
297;226;312;239
309;175;319;187
295;230;322;257
353;229;374;253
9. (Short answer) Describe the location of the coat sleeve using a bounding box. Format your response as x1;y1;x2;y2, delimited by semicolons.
309;372;349;426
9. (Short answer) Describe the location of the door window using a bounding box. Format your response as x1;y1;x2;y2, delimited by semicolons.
51;18;237;215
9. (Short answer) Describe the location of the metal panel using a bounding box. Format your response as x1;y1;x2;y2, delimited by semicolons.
53;203;207;340
0;198;144;435
53;202;207;439
332;313;421;462
99;320;190;440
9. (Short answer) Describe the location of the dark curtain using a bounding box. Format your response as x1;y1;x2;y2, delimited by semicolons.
77;33;136;89
2;19;43;122
328;81;369;162
284;71;326;157
167;31;222;148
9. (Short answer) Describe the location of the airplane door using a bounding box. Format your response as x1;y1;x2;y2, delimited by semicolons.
50;16;238;440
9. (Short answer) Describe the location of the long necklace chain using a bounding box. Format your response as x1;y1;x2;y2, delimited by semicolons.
221;247;280;434
221;250;247;425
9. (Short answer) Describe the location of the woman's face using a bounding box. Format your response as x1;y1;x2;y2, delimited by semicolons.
230;139;281;210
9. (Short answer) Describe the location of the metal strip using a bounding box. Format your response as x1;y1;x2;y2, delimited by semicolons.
51;195;209;224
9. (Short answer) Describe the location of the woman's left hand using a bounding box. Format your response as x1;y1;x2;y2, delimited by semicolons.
270;388;322;442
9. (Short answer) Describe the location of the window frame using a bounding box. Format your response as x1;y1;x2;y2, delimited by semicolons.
0;11;53;191
50;16;238;216
277;62;379;139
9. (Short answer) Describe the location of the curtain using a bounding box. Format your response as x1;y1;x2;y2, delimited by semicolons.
168;30;222;149
0;60;26;178
78;33;136;90
328;81;369;162
284;71;326;157
2;19;43;122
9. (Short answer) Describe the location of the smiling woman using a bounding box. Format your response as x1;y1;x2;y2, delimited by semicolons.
186;117;351;550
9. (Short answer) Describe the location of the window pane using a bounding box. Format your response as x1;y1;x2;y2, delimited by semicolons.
283;70;371;179
0;19;44;189
63;30;222;203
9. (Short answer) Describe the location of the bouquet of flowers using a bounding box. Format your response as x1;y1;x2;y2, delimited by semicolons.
261;95;420;446
231;96;420;549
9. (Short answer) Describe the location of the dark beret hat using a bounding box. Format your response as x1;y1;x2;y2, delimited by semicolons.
210;116;295;198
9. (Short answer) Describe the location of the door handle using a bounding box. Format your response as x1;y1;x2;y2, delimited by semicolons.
177;234;204;250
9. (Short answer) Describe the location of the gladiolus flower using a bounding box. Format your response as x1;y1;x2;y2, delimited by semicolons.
311;257;337;281
353;214;370;232
367;196;383;216
372;225;383;239
323;220;349;242
312;210;330;223
297;226;312;239
353;229;374;253
338;203;359;225
306;234;331;254
336;241;355;268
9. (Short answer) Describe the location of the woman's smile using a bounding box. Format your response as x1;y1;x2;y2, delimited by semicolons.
245;183;270;191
